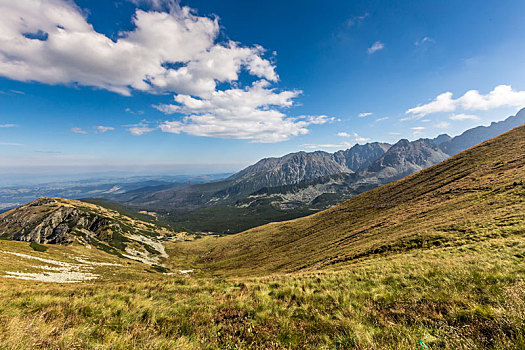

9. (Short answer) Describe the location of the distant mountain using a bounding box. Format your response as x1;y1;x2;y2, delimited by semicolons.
92;109;525;233
199;122;525;275
105;143;392;210
0;197;179;265
240;138;449;212
333;142;391;171
440;107;525;155
432;133;452;145
359;138;449;184
228;151;351;189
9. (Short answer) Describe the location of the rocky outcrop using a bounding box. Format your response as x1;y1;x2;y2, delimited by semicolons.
0;197;177;264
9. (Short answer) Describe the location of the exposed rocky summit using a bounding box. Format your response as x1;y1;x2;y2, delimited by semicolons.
360;138;449;183
229;151;351;188
333;142;391;172
0;197;179;264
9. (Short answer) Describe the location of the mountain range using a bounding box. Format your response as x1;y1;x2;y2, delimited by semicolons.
0;116;524;349
86;108;525;233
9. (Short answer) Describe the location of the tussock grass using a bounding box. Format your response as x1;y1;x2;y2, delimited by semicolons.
0;235;523;349
0;126;524;348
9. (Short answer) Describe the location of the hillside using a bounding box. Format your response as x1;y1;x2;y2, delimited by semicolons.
196;123;525;275
0;127;523;349
0;197;184;265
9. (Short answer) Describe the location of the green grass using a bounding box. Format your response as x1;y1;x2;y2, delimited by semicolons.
29;241;47;252
0;125;524;349
0;236;523;349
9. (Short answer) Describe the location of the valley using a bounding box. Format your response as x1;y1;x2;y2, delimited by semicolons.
0;123;524;348
92;108;525;234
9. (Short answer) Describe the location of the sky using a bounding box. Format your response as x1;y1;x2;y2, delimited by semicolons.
1;0;525;174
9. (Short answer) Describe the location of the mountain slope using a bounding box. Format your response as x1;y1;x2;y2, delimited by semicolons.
198;124;525;275
0;197;182;264
357;138;449;184
440;107;525;155
230;151;351;185
333;142;391;171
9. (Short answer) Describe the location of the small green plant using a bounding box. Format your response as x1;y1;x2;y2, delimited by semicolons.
151;264;169;273
29;241;47;252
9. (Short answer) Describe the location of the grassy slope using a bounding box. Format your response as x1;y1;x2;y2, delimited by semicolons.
196;124;525;275
0;126;524;349
0;235;523;349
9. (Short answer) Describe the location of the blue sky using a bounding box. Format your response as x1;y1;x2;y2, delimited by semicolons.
1;0;525;174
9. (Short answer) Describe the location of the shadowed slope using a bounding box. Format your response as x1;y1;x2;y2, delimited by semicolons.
199;124;525;275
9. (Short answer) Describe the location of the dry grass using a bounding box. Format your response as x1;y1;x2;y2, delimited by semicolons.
0;234;523;349
0;126;524;348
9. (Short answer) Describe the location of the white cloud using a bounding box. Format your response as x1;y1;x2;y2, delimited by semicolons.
411;126;425;130
335;132;368;143
414;36;434;46
125;108;144;115
130;0;176;10
375;117;389;122
156;80;331;142
353;132;370;143
0;0;328;143
71;127;88;134
126;122;155;136
0;124;18;128
0;142;23;146
449;113;481;121
435;121;451;128
302;142;353;149
358;112;373;118
389;132;400;135
405;85;525;119
367;41;384;54
94;126;114;133
0;1;281;96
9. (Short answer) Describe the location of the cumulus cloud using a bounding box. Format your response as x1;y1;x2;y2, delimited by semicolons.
411;126;425;130
130;0;177;10
156;80;332;142
0;1;279;96
0;0;326;142
367;41;384;54
94;126;114;133
71;127;88;134
449;113;480;121
358;112;373;118
334;131;368;143
405;85;525;119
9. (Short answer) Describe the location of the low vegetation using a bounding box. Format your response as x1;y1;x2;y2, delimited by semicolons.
0;234;523;349
0;126;524;349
